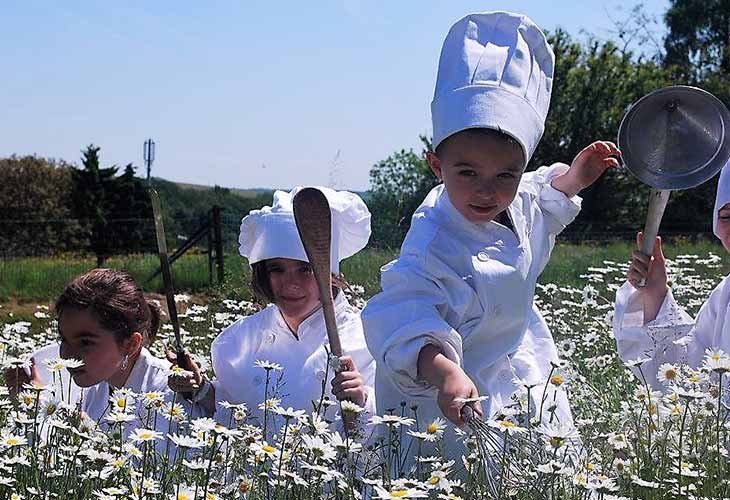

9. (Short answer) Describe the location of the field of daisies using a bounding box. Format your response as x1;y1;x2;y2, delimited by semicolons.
2;250;730;499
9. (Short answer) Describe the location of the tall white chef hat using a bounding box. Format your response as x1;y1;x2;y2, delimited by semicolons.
238;187;371;274
431;11;555;165
713;159;730;239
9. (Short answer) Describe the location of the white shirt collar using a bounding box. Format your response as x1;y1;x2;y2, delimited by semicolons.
273;292;348;340
434;185;519;242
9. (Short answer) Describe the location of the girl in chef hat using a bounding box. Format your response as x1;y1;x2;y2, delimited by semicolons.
168;187;376;426
615;160;730;389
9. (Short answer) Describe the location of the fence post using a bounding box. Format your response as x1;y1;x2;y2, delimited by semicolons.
207;217;214;286
212;206;224;284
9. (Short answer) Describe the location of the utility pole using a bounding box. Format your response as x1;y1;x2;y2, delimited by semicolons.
144;138;156;185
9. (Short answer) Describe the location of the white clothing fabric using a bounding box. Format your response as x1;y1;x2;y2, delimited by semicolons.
431;11;554;163
613;279;729;389
713;160;730;238
82;348;201;450
238;187;371;274
211;293;376;428
362;164;580;459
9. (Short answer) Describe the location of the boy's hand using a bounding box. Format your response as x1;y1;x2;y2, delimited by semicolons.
437;366;483;427
331;355;367;407
628;232;668;323
551;141;621;198
417;344;483;426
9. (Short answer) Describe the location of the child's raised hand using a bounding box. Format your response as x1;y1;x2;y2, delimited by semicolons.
628;232;669;323
552;141;621;198
628;232;667;290
437;366;483;427
331;355;367;407
167;350;203;397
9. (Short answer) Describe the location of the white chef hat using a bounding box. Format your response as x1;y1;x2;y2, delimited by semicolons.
713;159;730;239
431;11;555;165
238;187;371;274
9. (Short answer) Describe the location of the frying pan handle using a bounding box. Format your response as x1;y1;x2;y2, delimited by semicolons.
638;189;671;287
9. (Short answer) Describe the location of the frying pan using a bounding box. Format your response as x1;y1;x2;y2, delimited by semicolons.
618;86;730;285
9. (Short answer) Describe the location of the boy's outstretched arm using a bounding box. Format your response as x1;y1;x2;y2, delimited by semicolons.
551;141;621;198
417;344;483;426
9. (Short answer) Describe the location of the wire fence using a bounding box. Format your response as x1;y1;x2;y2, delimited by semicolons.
0;214;717;260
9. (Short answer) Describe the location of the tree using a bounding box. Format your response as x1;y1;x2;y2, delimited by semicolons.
107;164;152;254
71;145;119;266
0;156;82;257
367;136;438;248
535;30;674;236
664;0;730;82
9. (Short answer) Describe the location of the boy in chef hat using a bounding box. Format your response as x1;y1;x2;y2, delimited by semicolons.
168;187;376;429
615;159;730;390
362;11;619;459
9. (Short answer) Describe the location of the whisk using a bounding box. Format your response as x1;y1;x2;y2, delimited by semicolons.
461;405;551;499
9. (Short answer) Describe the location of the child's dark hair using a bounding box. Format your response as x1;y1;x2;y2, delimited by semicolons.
434;127;522;160
250;260;345;304
55;268;160;346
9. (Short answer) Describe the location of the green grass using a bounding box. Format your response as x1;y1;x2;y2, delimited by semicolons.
2;239;727;303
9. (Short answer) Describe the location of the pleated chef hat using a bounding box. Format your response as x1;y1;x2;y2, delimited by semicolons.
239;187;371;274
431;11;555;165
713;159;730;239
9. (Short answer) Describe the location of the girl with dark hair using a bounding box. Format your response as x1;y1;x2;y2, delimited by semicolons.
5;268;200;440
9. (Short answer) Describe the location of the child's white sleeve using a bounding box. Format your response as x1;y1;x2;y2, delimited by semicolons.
361;255;465;399
613;281;697;388
520;163;582;236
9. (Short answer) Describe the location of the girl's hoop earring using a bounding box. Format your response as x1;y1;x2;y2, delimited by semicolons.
121;354;129;371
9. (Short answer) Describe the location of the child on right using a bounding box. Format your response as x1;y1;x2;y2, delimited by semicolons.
362;10;619;461
614;160;730;390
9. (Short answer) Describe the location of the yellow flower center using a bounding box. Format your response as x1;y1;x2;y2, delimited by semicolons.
6;437;19;446
664;369;677;380
262;444;276;454
500;420;516;428
116;398;127;408
427;423;439;434
23;395;33;405
46;404;57;415
550;436;565;448
391;490;408;498
429;476;440;485
550;375;564;386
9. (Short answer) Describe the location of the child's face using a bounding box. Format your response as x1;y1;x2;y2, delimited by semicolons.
266;258;321;325
58;308;134;388
718;204;730;251
427;131;524;224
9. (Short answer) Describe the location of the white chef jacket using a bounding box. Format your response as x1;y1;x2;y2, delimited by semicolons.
613;277;730;389
83;348;201;451
362;164;581;459
211;292;376;427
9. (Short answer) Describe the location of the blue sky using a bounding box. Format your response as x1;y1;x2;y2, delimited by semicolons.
0;1;669;191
